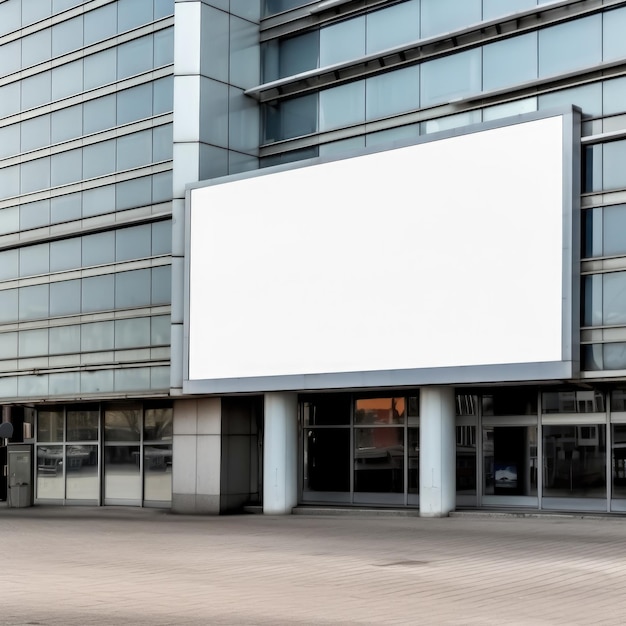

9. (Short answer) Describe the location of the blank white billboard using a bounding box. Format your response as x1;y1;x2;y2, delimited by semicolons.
187;114;573;389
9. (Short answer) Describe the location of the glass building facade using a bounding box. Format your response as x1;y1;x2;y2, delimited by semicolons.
4;0;626;515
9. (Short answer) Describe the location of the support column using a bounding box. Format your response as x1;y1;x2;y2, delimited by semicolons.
419;386;456;517
263;393;298;514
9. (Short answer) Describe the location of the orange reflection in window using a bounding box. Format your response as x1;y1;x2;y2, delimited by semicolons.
355;397;405;424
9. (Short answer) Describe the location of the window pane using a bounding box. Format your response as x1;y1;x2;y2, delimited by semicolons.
0;40;22;77
19;328;48;357
83;139;116;179
263;94;317;142
51;192;82;224
116;130;152;171
115;177;152;211
539;16;602;78
50;237;81;272
304;428;350;493
105;406;141;441
154;27;174;67
117;35;153;80
19;243;50;277
37;410;63;442
151;220;171;255
366;65;419;121
0;332;18;359
273;31;318;81
151;265;171;305
22;0;51;26
22;71;51;110
0;206;19;236
543;390;605;413
0;0;21;37
604;271;626;325
153;124;173;162
117;83;152;125
50;279;81;317
604;77;626;117
320;16;365;66
52;104;83;143
421;49;481;107
84;48;116;91
104;444;141;500
0;289;18;323
82;185;115;218
20;199;50;230
0;123;20;159
153;76;173;114
52;15;83;57
19;284;49;320
0;82;20;119
49;325;80;355
366;0;419;55
151;315;170;345
84;3;117;46
603;140;626;191
152;171;172;203
117;0;152;32
67;409;99;441
81;321;114;351
51;149;82;187
354;398;405;425
354;427;404;493
483;33;537;92
421;0;481;39
52;59;83;101
604;6;626;63
84;94;116;135
604;205;626;257
20;157;50;194
116;224;151;261
483;0;536;20
0;165;20;199
115;317;150;349
115;269;151;308
81;274;114;313
319;81;365;131
0;250;18;280
82;231;115;266
22;29;51;67
66;443;98;500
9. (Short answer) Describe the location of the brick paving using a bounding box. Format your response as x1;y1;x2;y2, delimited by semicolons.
1;506;625;625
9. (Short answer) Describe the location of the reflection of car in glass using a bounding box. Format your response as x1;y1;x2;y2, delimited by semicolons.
495;464;517;489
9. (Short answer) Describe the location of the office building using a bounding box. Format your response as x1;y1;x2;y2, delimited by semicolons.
2;0;626;516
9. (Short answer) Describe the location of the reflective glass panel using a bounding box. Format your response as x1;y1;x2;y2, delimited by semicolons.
482;389;537;416
408;427;419;494
457;425;476;494
144;444;172;501
144;407;173;441
421;0;481;39
37;410;64;442
37;445;64;499
302;395;351;426
67;410;99;441
84;3;117;46
105;407;141;441
19;284;49;320
603;271;626;325
543;424;606;497
116;269;151;308
320;16;365;66
104;445;141;500
354;427;404;493
366;65;419;121
304;428;350;492
420;49;481;107
354;398;405;425
482;426;538;495
483;33;537;92
366;0;419;55
66;444;98;500
319;81;365;131
542;390;605;413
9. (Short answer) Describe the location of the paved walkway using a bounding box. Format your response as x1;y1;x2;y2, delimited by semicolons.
1;506;625;625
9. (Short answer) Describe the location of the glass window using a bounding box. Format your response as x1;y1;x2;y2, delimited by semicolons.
151;265;171;305
604;77;626;117
83;139;116;179
117;0;152;33
117;35;153;80
51;59;84;101
366;0;419;55
538;16;602;78
0;39;22;77
0;123;20;159
53;0;84;13
84;48;117;91
420;49;482;107
153;76;173;115
20;157;50;194
263;94;317;142
0;331;18;359
583;144;602;194
151;315;170;345
0;250;18;281
81;320;114;352
65;442;99;499
81;369;114;394
613;389;626;412
21;71;51;110
0;0;21;37
51;104;83;144
19;284;49;320
603;140;626;191
152;171;172;203
51;149;82;187
482;389;537;416
0;289;18;323
82;231;115;267
81;274;114;313
37;410;64;442
320;16;365;67
116;269;151;308
543;424;606;497
50;237;81;272
604;205;626;257
153;124;173;162
115;177;152;211
0;165;20;200
264;32;318;82
354;427;404;493
482;0;536;20
117;83;152;125
22;0;51;26
52;15;83;57
84;3;117;46
20;199;50;231
19;243;49;277
603;271;626;325
354;398;405;425
263;0;309;16
0;82;20;119
604;6;626;63
143;444;172;501
151;220;171;255
543;390;605;413
105;406;141;441
21;116;49;154
50;279;81;317
116;224;151;261
366;65;419;121
50;192;82;224
421;0;481;39
115;317;150;349
116;130;152;171
155;0;175;20
104;444;141;500
154;26;174;68
49;325;80;355
583;274;602;327
114;367;150;392
483;97;537;121
319;81;365;131
82;185;115;218
483;33;537;92
304;428;350;492
22;28;51;68
19;328;48;358
83;94;116;135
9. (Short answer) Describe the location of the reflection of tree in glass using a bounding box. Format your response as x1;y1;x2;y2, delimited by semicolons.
145;408;173;441
105;408;141;441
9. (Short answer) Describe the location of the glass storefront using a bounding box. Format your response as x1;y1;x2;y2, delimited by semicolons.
300;387;626;512
34;401;172;507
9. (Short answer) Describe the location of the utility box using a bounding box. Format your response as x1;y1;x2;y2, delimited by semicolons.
7;444;33;508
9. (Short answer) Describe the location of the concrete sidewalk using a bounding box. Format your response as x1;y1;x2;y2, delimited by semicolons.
1;506;625;625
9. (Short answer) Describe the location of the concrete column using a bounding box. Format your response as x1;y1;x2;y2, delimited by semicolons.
263;393;298;514
419;386;456;517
